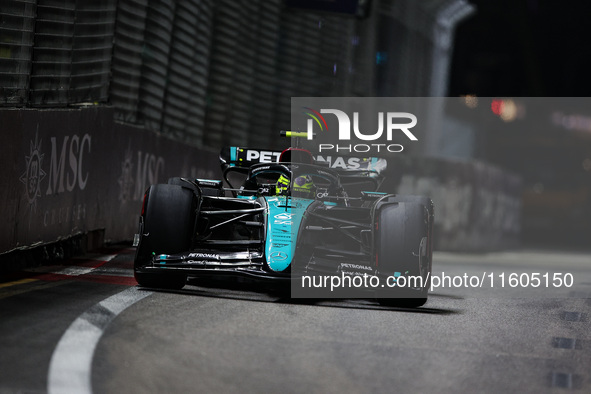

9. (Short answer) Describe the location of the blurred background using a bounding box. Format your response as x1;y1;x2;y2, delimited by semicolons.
450;0;591;248
1;0;590;255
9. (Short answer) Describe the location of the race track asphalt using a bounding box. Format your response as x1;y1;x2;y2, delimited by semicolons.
1;246;590;393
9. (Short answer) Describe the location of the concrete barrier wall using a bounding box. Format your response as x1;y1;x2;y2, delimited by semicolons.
1;107;220;255
1;107;521;257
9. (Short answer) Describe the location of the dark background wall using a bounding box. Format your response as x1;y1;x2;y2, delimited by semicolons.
0;107;219;254
0;0;537;257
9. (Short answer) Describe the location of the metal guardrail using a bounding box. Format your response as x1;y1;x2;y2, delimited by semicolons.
0;0;36;105
110;0;147;124
0;0;358;149
31;0;114;106
0;0;115;106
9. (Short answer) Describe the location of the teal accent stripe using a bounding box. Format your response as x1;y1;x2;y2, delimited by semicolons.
264;196;314;272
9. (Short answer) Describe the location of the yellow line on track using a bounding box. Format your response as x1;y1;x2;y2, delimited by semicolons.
0;279;67;300
0;278;38;289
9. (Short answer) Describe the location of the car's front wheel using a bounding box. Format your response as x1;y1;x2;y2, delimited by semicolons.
134;184;196;289
375;200;432;308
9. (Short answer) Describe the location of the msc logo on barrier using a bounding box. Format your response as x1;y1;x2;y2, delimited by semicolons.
117;140;166;203
118;146;135;202
20;133;46;212
45;134;91;195
20;133;92;224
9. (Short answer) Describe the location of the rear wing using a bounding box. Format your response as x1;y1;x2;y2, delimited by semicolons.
314;155;386;177
219;146;283;170
220;146;387;193
219;146;387;176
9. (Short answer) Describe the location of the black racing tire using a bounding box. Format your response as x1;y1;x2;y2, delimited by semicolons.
384;195;434;282
375;200;432;308
134;184;196;289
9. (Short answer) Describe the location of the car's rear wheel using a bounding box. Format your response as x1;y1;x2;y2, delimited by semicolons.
375;200;432;308
134;184;196;289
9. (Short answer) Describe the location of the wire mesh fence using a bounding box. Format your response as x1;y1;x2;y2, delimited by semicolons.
0;0;451;148
0;0;36;105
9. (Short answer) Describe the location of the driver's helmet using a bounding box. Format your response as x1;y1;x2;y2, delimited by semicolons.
292;175;316;198
274;174;316;198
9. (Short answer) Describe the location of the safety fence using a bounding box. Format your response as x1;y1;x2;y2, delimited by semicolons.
1;0;370;150
1;0;468;150
1;0;116;106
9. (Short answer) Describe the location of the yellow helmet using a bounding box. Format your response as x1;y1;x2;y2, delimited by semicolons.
292;175;315;198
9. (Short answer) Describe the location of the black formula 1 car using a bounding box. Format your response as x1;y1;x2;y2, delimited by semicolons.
134;144;434;307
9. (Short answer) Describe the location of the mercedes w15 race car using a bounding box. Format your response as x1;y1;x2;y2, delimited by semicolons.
133;140;434;307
